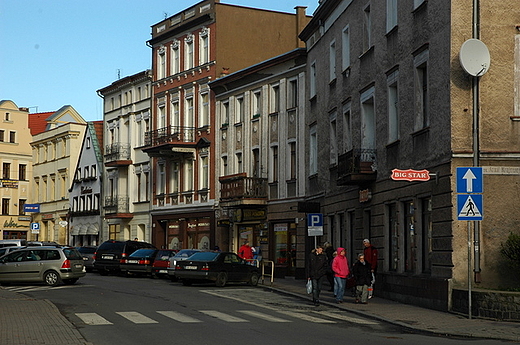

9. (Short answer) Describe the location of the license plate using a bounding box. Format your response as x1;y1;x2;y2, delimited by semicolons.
128;260;139;264
83;257;88;261
74;264;83;269
159;270;167;273
101;254;114;260
184;265;198;270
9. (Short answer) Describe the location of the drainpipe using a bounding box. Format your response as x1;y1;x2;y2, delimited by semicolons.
472;0;482;283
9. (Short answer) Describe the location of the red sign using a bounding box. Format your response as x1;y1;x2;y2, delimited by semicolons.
391;169;431;182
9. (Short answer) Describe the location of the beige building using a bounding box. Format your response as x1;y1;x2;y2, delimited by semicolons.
0;100;33;240
29;106;86;244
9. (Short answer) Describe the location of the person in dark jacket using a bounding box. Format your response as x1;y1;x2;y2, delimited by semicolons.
352;253;372;304
308;245;329;306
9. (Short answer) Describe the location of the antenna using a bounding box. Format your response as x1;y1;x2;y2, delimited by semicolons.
117;69;121;80
459;39;491;77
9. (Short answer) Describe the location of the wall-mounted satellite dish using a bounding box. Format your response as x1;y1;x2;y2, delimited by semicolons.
459;39;491;77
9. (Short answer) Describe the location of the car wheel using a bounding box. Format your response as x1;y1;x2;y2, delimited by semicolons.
182;279;193;286
43;270;61;286
248;272;259;286
215;272;228;287
63;278;79;285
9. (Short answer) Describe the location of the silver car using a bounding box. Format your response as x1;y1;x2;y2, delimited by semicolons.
0;246;86;286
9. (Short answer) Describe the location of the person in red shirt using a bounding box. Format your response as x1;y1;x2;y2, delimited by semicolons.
238;241;254;260
363;239;378;298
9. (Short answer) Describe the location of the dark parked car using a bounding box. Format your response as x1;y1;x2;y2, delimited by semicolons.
167;249;201;281
76;246;97;272
94;240;156;275
174;251;260;287
0;246;85;286
120;248;158;276
151;249;178;278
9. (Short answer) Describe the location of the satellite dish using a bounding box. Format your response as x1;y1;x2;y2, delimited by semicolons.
459;39;491;77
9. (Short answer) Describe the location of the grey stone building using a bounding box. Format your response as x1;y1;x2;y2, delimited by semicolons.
299;0;520;310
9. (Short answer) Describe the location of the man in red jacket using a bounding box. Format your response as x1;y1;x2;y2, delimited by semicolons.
363;239;378;298
238;241;254;261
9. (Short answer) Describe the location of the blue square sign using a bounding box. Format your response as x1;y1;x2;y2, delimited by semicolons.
457;194;483;221
456;167;483;194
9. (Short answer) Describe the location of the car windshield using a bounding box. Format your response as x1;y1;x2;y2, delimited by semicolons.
63;248;82;260
174;250;198;259
130;249;156;258
77;247;96;254
186;252;219;261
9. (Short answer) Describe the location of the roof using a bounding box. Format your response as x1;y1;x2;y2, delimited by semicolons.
28;105;87;136
28;112;53;136
92;121;104;155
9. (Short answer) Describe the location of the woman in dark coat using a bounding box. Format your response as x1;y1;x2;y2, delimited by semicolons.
352;253;373;304
308;245;329;306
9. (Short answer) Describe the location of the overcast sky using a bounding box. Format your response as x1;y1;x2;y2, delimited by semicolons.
0;0;318;121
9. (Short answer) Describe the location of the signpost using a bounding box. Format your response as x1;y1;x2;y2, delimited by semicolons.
307;213;323;248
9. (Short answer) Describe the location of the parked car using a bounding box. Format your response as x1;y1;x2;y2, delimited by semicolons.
167;249;201;281
174;251;260;287
0;239;27;248
0;246;85;286
120;248;158;276
76;246;97;272
27;241;61;246
151;249;178;278
0;246;25;257
94;240;156;275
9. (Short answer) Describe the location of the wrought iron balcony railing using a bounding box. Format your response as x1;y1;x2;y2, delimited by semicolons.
104;143;131;162
104;196;130;215
144;126;196;147
337;149;377;185
219;173;267;202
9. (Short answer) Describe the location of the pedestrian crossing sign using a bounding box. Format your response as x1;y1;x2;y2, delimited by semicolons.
457;194;483;221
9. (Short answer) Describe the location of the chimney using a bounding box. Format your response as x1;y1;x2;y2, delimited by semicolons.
295;6;308;48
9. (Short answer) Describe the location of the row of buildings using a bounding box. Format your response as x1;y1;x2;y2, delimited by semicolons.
3;0;520;311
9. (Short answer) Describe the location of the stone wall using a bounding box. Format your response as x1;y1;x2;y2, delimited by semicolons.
452;289;520;321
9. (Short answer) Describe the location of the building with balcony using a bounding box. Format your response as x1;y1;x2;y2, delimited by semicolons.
29;106;87;244
299;0;520;310
69;121;103;246
0;100;33;240
210;48;308;276
97;70;153;242
144;0;311;250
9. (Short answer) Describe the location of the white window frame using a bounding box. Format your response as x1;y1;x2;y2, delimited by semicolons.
171;40;181;74
199;91;210;127
185;35;194;70
386;0;398;33
157;47;166;79
199;28;210;65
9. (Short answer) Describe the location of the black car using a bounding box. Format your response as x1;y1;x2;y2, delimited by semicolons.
174;251;260;287
76;246;97;272
120;248;158;276
167;249;201;281
94;240;156;275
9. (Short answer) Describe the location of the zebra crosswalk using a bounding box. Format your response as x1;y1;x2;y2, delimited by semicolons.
74;308;378;326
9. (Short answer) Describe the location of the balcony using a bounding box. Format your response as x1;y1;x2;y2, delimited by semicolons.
105;143;132;167
104;196;133;219
143;126;205;156
219;173;267;205
337;149;377;185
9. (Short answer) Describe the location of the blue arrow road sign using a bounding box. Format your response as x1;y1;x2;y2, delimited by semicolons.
457;194;483;221
456;167;483;194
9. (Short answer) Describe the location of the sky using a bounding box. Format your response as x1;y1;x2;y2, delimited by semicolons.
0;0;319;121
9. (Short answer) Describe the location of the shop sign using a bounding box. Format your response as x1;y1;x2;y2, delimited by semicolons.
24;204;40;213
0;180;18;188
42;213;54;220
242;209;266;221
18;216;31;221
4;218;29;228
217;220;230;227
391;169;431;182
359;189;372;203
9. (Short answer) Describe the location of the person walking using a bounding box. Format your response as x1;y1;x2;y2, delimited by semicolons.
238;241;254;261
331;247;350;303
308;245;329;306
363;239;378;298
353;253;373;304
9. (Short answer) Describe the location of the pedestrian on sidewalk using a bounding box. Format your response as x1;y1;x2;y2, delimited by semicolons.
331;247;350;303
323;242;335;292
353;253;372;304
308;245;328;306
238;241;254;261
363;239;378;298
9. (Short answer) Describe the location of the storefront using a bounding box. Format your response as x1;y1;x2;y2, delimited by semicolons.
152;212;215;250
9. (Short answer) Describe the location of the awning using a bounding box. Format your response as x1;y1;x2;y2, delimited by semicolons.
86;224;99;235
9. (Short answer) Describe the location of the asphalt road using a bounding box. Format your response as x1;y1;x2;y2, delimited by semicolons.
4;273;510;345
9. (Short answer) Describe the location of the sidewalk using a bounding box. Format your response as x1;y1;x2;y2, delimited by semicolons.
261;277;520;343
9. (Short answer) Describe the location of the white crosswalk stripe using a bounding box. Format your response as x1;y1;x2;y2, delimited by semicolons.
157;311;202;323
75;313;113;325
316;311;379;325
237;310;291;323
199;310;249;323
116;311;159;324
278;310;336;323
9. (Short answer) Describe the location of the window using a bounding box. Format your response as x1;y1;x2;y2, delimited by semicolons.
19;164;26;181
342;102;352;153
4;112;10;121
185;35;194;69
236;96;244;123
270;85;280;114
387;70;399;142
414;49;429;130
330;112;337;165
342;25;351;71
221;156;228;177
2;162;10;179
94;194;100;210
287;79;298;109
222;101;230;126
271;146;278;182
18;199;26;215
388;203;398;271
83;166;89;179
158;163;166;195
199;29;210;64
252;149;260;177
171;41;180;74
185;159;194;191
309;124;317;175
91;164;97;178
200;156;209;189
86;137;91;149
404;201;416;272
9;131;15;143
329;40;336;82
200;92;209;127
289;142;296;180
421;197;432;273
157;47;166;79
252;91;261;117
386;0;398;32
2;198;9;215
310;61;317;98
0;130;4;142
236;152;243;174
171;161;179;193
363;5;372;52
413;0;426;10
171;99;180;128
158;104;166;129
185;97;194;131
361;87;376;150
